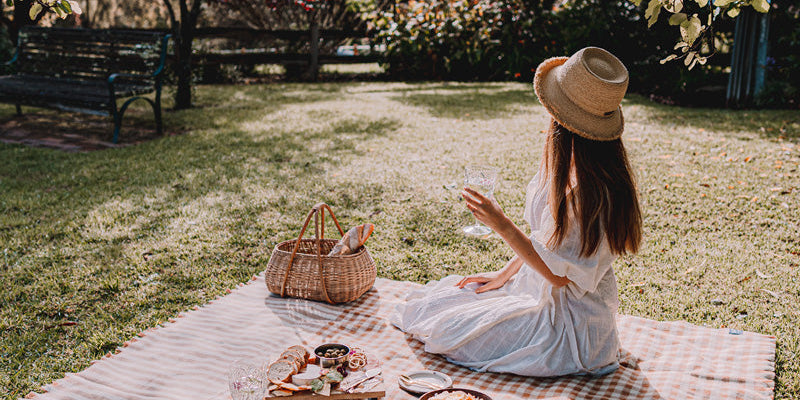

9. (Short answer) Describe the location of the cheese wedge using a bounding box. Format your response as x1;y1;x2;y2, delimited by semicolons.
292;365;321;386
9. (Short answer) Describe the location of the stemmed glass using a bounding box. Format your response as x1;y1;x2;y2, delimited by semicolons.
462;165;499;237
227;361;267;400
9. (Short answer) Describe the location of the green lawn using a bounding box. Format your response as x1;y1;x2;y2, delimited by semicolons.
1;82;799;399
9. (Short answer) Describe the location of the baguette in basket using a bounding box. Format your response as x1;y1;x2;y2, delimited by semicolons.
266;203;377;304
328;224;374;256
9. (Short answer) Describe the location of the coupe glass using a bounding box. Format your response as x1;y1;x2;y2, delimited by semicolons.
462;165;499;237
227;361;267;400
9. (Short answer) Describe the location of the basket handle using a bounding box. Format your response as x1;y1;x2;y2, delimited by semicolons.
282;203;345;303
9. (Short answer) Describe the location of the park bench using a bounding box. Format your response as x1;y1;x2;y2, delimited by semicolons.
0;27;171;143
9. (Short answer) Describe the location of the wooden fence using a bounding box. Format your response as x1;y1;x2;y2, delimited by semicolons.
192;26;383;79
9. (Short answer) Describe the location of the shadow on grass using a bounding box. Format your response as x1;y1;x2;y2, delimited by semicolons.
624;95;800;139
393;87;535;120
357;82;510;94
0;83;400;399
0;84;348;149
0;84;396;261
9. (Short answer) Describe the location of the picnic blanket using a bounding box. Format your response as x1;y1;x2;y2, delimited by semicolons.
29;275;776;400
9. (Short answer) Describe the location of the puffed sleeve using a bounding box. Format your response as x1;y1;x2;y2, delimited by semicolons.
529;215;617;295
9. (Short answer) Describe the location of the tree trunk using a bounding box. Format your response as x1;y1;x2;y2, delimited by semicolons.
174;24;193;110
171;0;202;110
8;0;37;44
308;9;319;82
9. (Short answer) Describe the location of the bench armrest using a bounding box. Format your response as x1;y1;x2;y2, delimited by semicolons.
108;72;156;84
153;34;171;77
107;33;170;85
107;34;169;99
5;51;18;66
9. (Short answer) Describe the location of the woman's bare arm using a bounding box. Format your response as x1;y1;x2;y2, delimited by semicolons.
456;255;523;293
462;188;571;288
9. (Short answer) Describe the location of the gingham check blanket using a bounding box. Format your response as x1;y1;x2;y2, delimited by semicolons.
30;275;776;400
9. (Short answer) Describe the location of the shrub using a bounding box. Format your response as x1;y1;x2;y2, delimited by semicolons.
372;0;736;106
374;0;561;81
756;0;800;109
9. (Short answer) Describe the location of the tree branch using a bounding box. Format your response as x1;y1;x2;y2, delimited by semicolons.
191;0;202;17
189;0;203;26
179;0;189;21
162;0;178;29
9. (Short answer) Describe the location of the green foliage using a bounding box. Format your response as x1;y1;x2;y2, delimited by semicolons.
373;0;560;81
371;0;732;105
21;0;80;20
756;0;800;109
370;0;782;96
556;0;733;106
636;0;770;69
553;0;674;94
211;0;388;31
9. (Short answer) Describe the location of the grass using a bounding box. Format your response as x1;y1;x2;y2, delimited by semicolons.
1;82;799;399
250;63;386;80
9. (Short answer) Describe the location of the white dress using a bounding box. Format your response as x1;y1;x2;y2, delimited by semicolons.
391;172;621;377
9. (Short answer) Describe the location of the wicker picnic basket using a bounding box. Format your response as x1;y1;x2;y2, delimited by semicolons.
266;203;376;304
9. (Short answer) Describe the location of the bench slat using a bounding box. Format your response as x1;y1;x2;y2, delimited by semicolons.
17;27;165;80
1;27;170;143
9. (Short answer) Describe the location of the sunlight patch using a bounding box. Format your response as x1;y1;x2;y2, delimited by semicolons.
83;197;146;241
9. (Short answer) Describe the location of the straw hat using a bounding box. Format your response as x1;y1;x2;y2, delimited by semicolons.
533;47;629;141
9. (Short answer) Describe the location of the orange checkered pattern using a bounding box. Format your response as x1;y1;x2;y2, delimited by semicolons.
31;275;775;400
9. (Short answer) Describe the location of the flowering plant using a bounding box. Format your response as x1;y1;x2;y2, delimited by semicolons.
371;0;559;80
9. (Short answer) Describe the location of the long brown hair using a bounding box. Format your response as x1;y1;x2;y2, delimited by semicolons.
543;119;642;256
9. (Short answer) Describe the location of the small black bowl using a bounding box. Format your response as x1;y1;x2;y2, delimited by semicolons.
420;388;493;400
314;343;350;368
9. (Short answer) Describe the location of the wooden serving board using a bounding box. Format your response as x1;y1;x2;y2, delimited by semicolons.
265;381;385;399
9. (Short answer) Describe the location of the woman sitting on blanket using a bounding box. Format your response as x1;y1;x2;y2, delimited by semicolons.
392;47;642;377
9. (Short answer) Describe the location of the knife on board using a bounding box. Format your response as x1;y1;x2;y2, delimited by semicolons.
341;368;381;393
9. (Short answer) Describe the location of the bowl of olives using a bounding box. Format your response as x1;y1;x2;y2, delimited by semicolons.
314;343;350;368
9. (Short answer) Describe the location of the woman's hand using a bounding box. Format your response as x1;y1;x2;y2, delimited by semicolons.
456;271;512;294
460;192;573;289
461;188;509;233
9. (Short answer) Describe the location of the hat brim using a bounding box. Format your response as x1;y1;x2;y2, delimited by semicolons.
533;57;624;141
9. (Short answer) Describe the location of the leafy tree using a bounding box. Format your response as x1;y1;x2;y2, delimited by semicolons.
633;0;770;69
212;0;371;31
1;0;80;43
163;0;202;109
371;0;561;81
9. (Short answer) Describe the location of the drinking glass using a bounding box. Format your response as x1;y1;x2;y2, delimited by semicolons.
462;165;499;237
227;361;267;400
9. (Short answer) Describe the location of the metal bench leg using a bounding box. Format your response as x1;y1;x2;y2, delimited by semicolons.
110;99;122;144
112;113;122;144
114;96;161;144
154;88;163;136
15;104;22;116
